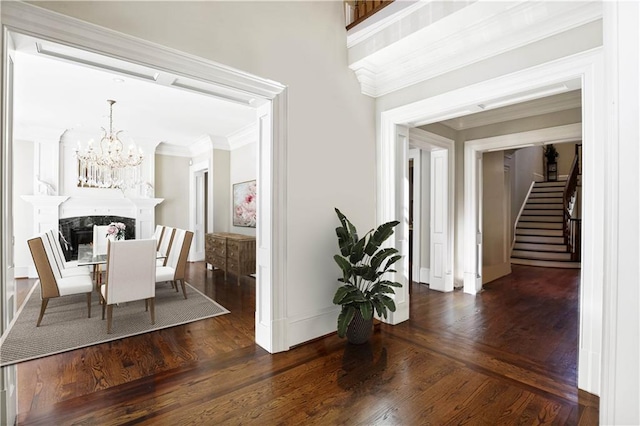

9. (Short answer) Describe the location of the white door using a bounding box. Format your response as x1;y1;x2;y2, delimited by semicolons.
429;149;449;291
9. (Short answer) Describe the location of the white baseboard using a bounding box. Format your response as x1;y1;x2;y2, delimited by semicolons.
14;266;29;279
482;262;512;284
287;306;339;348
419;267;430;284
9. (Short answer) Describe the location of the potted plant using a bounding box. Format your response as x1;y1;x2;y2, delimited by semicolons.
544;144;559;181
332;208;402;344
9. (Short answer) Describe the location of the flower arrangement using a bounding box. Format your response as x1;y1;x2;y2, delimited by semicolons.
106;222;126;240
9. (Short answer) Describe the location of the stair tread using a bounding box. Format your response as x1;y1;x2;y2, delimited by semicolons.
513;242;568;252
511;250;572;260
510;258;580;269
516;228;563;236
516;235;565;244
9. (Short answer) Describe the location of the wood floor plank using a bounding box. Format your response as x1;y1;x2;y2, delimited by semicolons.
13;263;598;425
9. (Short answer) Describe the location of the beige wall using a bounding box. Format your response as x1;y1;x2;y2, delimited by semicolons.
155;154;190;229
555;141;580;176
482;151;511;283
212;149;230;234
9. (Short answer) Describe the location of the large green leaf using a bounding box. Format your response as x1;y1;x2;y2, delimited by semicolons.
370;247;399;272
349;236;367;264
364;220;399;256
337;305;356;338
382;255;402;272
335;208;358;243
378;279;403;288
359;301;373;321
335;226;353;257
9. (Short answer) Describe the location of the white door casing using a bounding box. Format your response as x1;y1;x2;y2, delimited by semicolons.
189;161;208;261
0;1;288;361
379;48;605;395
1;22;18;426
408;128;455;291
408;148;421;282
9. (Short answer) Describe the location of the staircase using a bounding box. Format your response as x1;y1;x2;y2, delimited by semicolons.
511;180;581;268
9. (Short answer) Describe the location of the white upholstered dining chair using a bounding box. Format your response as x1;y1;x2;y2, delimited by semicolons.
92;225;110;257
27;233;93;326
153;225;164;250
156;228;193;299
156;226;175;267
101;239;157;333
44;230;91;277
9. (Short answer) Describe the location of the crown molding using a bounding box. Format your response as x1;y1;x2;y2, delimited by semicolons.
348;1;602;97
228;123;257;150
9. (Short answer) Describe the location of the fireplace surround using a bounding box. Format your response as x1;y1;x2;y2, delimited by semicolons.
22;195;163;277
58;216;136;261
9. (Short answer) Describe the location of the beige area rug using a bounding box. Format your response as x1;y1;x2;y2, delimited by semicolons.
0;282;229;366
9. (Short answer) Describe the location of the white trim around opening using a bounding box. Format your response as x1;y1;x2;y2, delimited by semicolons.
378;48;605;397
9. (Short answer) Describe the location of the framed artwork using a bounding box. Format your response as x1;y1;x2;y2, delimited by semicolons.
233;180;257;228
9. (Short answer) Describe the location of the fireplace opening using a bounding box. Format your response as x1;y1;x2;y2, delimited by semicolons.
58;216;136;261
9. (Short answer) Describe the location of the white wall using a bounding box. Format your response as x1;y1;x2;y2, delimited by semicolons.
32;1;377;346
230;142;256;236
12;139;33;277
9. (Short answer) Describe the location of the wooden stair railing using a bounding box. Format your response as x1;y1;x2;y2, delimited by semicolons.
563;153;581;261
346;0;394;30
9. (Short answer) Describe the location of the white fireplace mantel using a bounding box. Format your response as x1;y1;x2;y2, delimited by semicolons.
21;195;69;235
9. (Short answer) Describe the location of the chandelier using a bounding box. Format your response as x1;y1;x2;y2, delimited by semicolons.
75;100;143;190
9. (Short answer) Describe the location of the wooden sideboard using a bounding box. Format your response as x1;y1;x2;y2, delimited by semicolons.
205;232;256;285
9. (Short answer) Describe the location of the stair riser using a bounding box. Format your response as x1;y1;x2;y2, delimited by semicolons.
519;216;563;223
525;203;563;210
513;243;568;252
516;228;563;237
532;186;566;193
517;222;563;230
522;209;563;216
529;192;563;198
527;198;564;204
516;235;565;244
511;250;572;261
534;181;566;187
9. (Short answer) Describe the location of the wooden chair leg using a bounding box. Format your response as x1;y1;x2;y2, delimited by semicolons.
36;298;49;327
106;304;113;334
180;279;187;299
86;292;92;318
148;298;155;325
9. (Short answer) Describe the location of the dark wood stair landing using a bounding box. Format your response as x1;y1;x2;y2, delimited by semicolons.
14;263;597;425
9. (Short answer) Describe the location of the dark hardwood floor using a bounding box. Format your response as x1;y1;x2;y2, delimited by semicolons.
13;263;598;425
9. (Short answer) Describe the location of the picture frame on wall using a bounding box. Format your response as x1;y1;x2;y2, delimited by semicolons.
233;180;257;228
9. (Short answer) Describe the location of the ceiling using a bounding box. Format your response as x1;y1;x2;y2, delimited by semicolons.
12;33;258;154
12;33;582;154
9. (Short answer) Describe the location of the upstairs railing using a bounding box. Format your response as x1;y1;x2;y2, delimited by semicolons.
345;0;395;29
563;152;581;261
